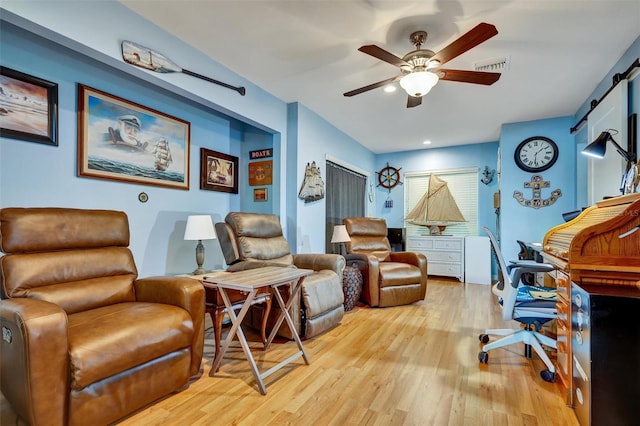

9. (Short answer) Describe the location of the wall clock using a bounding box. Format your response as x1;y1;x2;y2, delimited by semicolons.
514;136;559;173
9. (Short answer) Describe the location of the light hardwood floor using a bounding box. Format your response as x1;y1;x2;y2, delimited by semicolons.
1;279;579;425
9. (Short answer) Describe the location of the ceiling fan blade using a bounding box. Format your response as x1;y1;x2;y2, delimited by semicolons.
438;69;501;85
343;75;402;97
431;23;498;66
407;95;422;108
358;45;410;68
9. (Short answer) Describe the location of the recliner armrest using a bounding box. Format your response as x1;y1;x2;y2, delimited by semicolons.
344;253;381;306
293;253;345;275
134;276;205;376
0;298;68;426
226;260;295;272
389;251;428;270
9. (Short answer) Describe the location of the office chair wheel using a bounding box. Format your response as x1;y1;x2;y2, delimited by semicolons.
479;334;490;344
478;351;489;363
540;370;555;382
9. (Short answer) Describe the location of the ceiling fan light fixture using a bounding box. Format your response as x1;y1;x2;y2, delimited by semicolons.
399;71;438;97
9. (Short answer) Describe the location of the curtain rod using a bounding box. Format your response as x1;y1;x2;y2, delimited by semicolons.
326;160;367;179
570;58;639;134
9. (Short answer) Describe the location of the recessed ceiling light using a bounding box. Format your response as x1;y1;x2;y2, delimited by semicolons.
384;85;396;93
423;140;432;145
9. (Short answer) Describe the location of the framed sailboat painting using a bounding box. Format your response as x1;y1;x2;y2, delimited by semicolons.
200;148;238;193
77;84;190;190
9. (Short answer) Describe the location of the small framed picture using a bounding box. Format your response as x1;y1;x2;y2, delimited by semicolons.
248;160;273;186
253;187;268;202
0;67;58;146
200;148;239;193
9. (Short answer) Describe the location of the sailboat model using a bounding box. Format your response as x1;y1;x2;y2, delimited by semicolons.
405;174;466;235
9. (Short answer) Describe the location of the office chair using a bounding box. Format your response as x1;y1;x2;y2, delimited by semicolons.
479;227;558;382
516;240;537;286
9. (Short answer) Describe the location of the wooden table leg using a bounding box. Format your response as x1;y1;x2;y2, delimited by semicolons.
210;289;256;375
260;294;272;349
265;278;310;365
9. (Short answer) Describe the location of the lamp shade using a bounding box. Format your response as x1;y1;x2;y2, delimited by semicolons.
582;130;634;162
184;215;216;240
331;225;351;243
399;71;439;97
582;131;610;159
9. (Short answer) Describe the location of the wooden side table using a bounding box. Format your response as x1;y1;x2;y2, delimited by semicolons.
186;273;272;359
204;267;313;394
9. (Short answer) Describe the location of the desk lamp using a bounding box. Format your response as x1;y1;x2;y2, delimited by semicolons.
184;215;216;275
331;225;351;256
582;130;635;162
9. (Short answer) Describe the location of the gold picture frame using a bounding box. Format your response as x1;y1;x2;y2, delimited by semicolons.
77;84;190;190
253;187;268;202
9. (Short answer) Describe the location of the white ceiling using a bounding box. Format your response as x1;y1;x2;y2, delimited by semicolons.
121;1;640;154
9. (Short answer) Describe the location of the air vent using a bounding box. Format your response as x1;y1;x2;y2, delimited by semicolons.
474;56;510;72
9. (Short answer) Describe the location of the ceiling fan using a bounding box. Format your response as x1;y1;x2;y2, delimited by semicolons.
343;23;501;108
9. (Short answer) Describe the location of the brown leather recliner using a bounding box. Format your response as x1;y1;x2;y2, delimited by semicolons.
344;217;427;307
0;208;205;426
215;212;345;339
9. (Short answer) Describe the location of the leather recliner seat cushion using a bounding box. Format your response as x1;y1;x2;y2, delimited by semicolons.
68;302;193;389
378;263;423;287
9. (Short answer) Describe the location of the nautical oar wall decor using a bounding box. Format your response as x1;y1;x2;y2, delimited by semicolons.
121;40;246;96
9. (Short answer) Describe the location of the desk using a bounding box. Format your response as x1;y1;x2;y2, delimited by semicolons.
203;266;313;394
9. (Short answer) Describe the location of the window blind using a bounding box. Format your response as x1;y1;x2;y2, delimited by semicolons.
404;168;479;237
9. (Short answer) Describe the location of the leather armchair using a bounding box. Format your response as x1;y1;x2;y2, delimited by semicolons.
0;208;204;426
215;212;344;339
343;217;427;307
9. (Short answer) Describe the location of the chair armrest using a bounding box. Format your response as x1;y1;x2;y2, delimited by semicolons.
510;264;555;289
389;251;428;270
345;253;381;306
293;253;345;275
0;298;68;426
135;276;205;376
507;259;554;274
226;260;295;272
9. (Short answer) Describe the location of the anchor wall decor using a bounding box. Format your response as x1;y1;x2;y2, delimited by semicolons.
513;174;562;209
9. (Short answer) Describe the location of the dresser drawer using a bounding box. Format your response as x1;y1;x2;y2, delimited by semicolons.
423;250;462;263
428;262;462;277
406;237;434;250
434;238;463;251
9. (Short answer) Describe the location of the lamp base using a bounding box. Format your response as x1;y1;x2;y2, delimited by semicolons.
193;240;206;276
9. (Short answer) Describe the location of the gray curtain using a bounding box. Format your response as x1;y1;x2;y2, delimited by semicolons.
325;161;366;254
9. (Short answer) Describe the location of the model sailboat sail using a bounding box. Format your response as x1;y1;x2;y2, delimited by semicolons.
405;174;465;234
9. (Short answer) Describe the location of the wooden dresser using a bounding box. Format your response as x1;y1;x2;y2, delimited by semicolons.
406;235;465;282
541;193;640;410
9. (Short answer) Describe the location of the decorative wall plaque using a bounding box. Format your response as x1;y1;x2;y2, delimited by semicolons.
513;174;562;209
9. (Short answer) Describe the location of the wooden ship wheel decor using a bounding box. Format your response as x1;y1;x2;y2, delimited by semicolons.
377;163;403;192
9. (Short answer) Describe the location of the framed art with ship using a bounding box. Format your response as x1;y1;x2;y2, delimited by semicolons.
77;84;190;190
200;148;238;193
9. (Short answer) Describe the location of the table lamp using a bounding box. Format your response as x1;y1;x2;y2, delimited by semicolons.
184;215;216;275
331;224;351;255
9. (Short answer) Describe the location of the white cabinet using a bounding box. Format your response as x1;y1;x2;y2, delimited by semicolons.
406;236;465;282
464;236;491;285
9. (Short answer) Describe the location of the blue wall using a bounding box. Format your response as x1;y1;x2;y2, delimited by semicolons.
498;117;576;262
374;142;500;236
288;102;376;253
